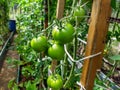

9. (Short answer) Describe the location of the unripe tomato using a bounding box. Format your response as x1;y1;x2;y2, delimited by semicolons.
52;23;75;44
48;43;65;60
47;74;63;90
73;7;85;22
30;36;48;52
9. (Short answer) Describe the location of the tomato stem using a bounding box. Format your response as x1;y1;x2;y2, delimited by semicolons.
55;19;62;30
63;33;77;88
63;52;68;78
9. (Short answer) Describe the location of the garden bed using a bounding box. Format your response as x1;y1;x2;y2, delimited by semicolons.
0;31;15;71
0;32;18;90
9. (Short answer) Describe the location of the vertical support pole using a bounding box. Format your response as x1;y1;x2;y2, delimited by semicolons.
80;0;111;90
51;0;65;73
56;0;65;19
44;0;48;29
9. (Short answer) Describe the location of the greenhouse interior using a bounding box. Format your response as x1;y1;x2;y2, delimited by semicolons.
0;0;120;90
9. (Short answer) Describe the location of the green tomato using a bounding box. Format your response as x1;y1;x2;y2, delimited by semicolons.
73;7;85;22
47;74;63;90
52;23;74;44
48;43;65;60
30;36;48;52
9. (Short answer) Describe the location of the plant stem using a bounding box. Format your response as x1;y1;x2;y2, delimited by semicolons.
71;0;76;14
63;53;68;79
63;62;75;88
108;3;120;46
63;32;77;88
112;6;120;32
48;0;50;25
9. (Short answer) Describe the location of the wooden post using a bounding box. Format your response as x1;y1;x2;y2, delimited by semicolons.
44;0;48;29
56;0;65;19
51;0;65;73
80;0;111;90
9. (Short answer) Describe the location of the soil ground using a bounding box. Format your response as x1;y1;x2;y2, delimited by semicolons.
0;34;19;90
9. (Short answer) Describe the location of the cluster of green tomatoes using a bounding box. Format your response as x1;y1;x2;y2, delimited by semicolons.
30;23;75;60
30;6;85;90
30;6;85;60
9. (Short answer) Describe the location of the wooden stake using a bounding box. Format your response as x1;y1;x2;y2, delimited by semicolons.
51;60;58;73
80;0;111;90
44;0;48;29
51;0;65;73
56;0;65;19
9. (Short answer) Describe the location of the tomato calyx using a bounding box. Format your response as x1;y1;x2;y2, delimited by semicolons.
55;19;63;30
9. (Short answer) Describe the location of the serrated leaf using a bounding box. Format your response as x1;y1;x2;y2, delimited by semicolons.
109;55;120;61
25;81;37;90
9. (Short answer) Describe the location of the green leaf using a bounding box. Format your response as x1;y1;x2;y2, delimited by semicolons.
111;0;116;9
12;83;19;90
25;81;37;90
109;55;120;61
8;78;15;88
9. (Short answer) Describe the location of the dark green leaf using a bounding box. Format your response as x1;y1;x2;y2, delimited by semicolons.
111;0;116;9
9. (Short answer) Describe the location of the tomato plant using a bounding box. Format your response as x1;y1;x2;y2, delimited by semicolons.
47;74;63;90
48;43;65;60
7;0;120;90
52;23;75;44
31;36;48;52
